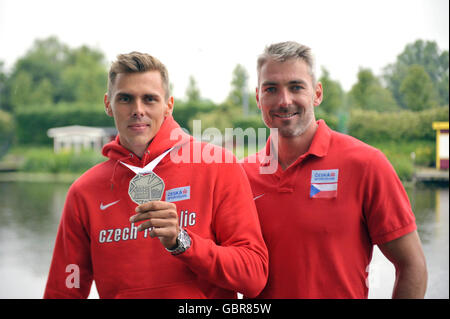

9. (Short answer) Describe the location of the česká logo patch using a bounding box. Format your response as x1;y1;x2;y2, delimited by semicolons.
310;169;338;198
166;186;191;202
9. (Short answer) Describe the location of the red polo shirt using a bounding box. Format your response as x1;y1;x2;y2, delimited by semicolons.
241;120;416;298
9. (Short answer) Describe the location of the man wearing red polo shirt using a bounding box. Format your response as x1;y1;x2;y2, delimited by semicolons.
241;41;428;298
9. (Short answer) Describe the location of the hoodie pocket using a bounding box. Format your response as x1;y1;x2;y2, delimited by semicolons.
114;280;207;299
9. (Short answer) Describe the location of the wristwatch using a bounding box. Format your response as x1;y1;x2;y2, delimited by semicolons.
166;229;191;255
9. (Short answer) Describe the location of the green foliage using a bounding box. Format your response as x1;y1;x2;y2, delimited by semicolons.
384;151;415;181
192;102;242;133
19;147;106;173
348;68;399;112
414;145;435;167
15;103;114;145
1;36;107;112
172;99;216;131
226;64;260;116
9;71;34;107
315;108;339;131
227;64;249;106
370;140;436;181
319;67;345;114
399;65;438;111
383;39;449;108
60;45;107;105
1;35;448;183
0;110;15;157
0;61;6;87
348;106;449;143
232;115;267;132
185;75;201;103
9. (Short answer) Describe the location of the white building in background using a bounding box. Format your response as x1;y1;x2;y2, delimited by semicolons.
47;125;117;154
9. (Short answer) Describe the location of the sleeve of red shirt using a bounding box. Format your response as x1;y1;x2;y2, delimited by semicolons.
175;161;269;298
362;149;417;245
43;185;93;298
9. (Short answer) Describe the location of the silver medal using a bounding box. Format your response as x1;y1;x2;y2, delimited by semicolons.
128;172;165;205
121;147;174;205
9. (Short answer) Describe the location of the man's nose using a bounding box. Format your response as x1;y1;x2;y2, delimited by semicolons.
279;88;292;107
131;100;145;118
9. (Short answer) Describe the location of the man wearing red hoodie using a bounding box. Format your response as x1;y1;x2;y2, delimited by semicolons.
44;52;268;299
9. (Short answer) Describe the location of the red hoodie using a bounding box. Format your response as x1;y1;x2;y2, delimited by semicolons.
44;116;268;299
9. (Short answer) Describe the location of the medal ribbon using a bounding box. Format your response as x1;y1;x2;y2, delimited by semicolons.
120;147;174;175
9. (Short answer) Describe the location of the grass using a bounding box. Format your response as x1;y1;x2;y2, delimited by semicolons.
5;146;107;174
369;140;435;181
2;139;436;182
234;140;436;182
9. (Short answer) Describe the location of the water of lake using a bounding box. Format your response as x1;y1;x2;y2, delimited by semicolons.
0;181;448;299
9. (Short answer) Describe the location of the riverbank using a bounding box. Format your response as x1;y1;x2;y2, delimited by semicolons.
0;167;447;185
0;172;80;183
0;143;447;184
414;167;449;183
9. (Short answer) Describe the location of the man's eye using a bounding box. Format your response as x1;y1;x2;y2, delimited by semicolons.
265;87;276;93
118;96;130;102
291;85;303;92
145;96;155;102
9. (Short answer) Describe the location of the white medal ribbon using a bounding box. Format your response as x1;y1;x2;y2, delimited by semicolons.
120;147;174;175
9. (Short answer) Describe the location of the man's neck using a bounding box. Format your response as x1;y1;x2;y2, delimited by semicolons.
274;122;318;170
119;139;151;160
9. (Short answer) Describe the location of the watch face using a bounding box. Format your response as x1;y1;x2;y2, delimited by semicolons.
166;230;191;255
179;229;191;248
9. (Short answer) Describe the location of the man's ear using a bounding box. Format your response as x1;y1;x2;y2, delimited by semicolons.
104;93;113;117
256;87;261;110
313;82;323;107
165;96;174;117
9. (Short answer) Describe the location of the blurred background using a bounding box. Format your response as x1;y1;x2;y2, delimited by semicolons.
0;0;448;299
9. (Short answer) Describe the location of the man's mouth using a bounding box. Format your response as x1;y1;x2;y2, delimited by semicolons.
128;123;149;130
273;112;299;119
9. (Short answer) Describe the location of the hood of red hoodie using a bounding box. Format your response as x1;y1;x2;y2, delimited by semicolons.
102;115;192;167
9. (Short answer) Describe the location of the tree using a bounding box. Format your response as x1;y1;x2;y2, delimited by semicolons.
318;67;345;114
226;64;261;116
0;61;6;111
348;68;399;112
3;36;108;110
227;64;248;106
60;45;107;105
31;78;54;106
0;109;14;157
185;75;201;102
400;65;438;111
13;36;69;103
383;39;449;108
9;71;34;109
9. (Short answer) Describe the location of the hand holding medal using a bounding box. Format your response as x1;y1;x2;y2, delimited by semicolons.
129;201;180;250
121;147;180;250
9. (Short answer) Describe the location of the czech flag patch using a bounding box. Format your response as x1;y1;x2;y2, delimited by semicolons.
310;169;338;198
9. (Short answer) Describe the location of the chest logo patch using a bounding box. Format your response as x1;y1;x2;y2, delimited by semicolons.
310;169;338;198
166;186;191;202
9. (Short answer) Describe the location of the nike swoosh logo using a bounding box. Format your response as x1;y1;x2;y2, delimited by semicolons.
253;194;265;200
100;200;120;211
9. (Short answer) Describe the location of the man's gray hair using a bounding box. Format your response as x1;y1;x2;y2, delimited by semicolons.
257;41;316;84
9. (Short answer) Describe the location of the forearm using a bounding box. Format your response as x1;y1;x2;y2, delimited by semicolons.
392;263;427;298
175;230;268;298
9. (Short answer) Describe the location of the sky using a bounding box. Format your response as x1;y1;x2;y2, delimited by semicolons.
0;0;448;104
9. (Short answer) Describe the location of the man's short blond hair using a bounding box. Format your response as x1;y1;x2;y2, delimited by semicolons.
107;51;170;100
257;41;316;85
